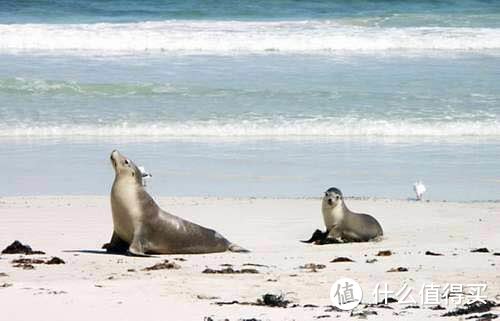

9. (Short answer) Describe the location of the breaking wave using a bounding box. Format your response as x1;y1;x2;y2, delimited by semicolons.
1;20;499;55
1;119;499;138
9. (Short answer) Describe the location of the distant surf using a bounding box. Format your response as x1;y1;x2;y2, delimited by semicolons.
1;119;499;138
1;21;500;55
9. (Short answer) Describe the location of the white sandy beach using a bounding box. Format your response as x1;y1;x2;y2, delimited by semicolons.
0;196;498;321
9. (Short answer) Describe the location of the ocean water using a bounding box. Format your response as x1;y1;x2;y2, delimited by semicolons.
0;0;499;200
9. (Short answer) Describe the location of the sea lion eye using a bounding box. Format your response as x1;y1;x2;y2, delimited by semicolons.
124;159;129;165
336;195;340;200
325;192;328;197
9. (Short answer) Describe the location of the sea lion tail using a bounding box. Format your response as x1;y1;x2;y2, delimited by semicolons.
228;243;250;253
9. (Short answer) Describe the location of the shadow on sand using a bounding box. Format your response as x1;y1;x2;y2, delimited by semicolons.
63;249;156;258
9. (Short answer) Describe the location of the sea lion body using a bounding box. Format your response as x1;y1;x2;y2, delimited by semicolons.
104;150;247;255
322;187;383;242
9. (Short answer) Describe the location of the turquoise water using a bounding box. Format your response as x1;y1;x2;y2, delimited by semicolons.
1;0;500;26
0;1;499;200
1;54;499;137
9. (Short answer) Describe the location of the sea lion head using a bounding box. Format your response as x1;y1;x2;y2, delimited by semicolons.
110;150;143;185
322;187;343;208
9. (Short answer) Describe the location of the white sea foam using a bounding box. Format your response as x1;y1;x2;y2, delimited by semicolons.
1;119;499;138
1;20;499;54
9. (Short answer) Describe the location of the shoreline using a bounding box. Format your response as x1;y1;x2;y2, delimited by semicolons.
2;195;500;204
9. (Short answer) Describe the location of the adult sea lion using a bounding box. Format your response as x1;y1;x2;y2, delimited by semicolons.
102;150;248;255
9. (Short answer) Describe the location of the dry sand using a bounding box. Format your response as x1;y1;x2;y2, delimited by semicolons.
0;196;498;321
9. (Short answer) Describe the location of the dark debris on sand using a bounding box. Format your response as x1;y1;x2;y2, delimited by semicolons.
331;257;354;263
363;297;397;309
197;294;220;300
1;283;13;288
376;250;392;256
13;263;35;270
430;305;446;310
1;241;45;255
493;253;500;256
203;267;259;274
378;297;399;305
143;260;180;271
465;313;498;321
426;251;444;256
243;263;269;268
471;248;490;253
45;257;65;265
12;258;41;269
214;300;245;306
442;300;498;317
173;257;186;261
0;272;7;277
368;304;393;309
257;294;291;308
12;257;65;266
387;267;408;272
366;258;378;263
12;258;45;265
350;309;378;317
325;305;346;312
300;263;326;272
214;293;292;308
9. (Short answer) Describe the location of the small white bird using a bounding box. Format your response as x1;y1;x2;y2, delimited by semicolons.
138;166;152;187
413;180;426;201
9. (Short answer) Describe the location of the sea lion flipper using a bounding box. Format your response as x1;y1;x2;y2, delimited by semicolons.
301;229;327;243
228;243;250;253
125;232;155;257
317;236;343;245
126;250;152;257
127;231;152;257
102;231;129;254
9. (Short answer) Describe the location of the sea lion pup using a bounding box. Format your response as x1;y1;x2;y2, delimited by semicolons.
102;150;249;255
302;187;383;244
321;187;383;243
